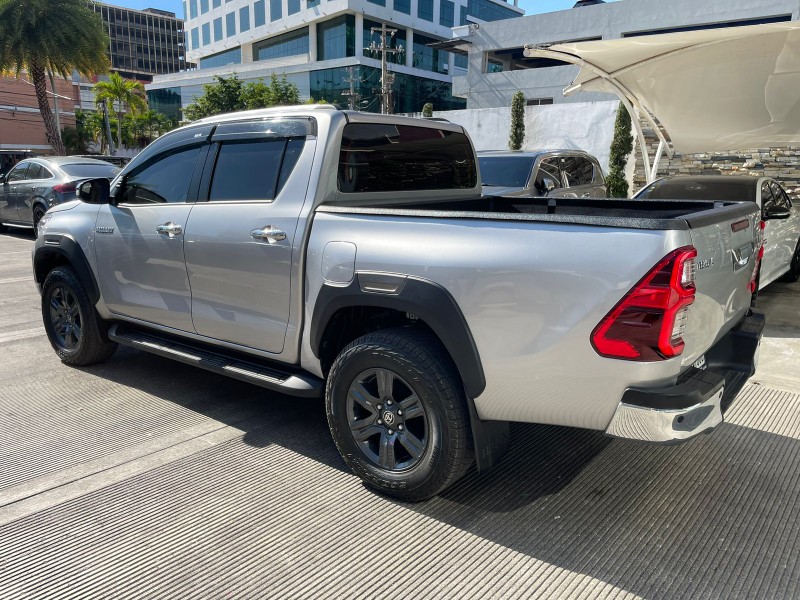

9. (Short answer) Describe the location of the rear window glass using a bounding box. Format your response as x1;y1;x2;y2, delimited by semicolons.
338;124;477;193
478;156;535;188
638;180;753;202
561;156;595;187
60;163;121;179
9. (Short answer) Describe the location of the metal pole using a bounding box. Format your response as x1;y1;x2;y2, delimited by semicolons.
370;24;398;115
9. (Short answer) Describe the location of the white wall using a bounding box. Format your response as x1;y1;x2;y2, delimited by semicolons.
434;100;619;171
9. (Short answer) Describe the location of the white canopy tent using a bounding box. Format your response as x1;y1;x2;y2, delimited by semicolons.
524;22;800;183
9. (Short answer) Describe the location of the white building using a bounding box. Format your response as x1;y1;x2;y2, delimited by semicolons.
452;0;800;109
146;0;523;118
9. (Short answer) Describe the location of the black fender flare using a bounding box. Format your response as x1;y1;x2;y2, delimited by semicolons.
311;273;486;399
33;236;100;305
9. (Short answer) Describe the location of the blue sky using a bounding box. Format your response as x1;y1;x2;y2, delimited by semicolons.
108;0;618;21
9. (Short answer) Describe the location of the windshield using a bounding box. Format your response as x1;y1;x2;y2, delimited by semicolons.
479;156;536;188
60;163;121;179
637;179;754;202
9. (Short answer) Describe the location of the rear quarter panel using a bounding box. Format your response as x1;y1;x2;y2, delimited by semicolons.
304;212;698;431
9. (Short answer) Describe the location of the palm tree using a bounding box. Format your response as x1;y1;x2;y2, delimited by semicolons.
94;73;147;151
0;0;108;156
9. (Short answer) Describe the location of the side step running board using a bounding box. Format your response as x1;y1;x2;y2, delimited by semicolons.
108;324;324;398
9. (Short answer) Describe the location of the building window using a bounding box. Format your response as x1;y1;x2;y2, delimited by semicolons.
440;0;454;27
417;0;433;22
198;46;242;68
226;11;236;36
213;17;223;41
189;0;198;18
367;0;386;6
363;20;406;65
316;15;355;61
213;0;221;7
270;0;281;22
487;58;503;72
255;27;309;60
200;0;208;13
460;5;467;25
148;87;182;121
413;33;449;74
467;0;519;22
254;0;265;27
623;15;791;37
191;27;199;49
393;0;410;14
239;6;250;31
454;53;467;70
526;98;553;106
202;22;211;45
287;0;300;14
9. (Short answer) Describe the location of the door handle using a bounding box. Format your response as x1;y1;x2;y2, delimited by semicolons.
251;226;287;243
156;221;183;237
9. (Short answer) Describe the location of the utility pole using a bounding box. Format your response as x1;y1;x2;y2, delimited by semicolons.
101;99;115;155
341;66;361;111
368;23;402;114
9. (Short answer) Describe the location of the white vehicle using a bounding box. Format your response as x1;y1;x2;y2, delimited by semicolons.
635;176;800;289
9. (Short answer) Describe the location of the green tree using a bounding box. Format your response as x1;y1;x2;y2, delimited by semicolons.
508;91;525;151
61;109;93;154
123;110;175;148
0;0;108;155
422;103;433;118
94;72;147;150
606;103;634;198
184;74;303;121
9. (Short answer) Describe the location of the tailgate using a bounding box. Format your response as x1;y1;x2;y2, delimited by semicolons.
680;203;761;366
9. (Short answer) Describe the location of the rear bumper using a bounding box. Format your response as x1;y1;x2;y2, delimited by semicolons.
605;310;765;443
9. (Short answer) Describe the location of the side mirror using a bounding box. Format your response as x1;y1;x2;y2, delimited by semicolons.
545;180;557;193
763;205;791;221
0;174;5;184
77;178;110;204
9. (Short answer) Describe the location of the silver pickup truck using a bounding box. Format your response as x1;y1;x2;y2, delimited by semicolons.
33;106;764;501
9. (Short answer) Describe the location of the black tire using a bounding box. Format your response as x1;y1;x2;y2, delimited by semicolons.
41;266;117;366
780;241;800;283
326;328;474;502
32;206;46;239
0;222;6;233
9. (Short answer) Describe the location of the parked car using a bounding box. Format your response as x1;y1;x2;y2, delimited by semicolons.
34;107;763;501
635;176;800;288
0;157;120;236
478;150;607;198
70;155;132;168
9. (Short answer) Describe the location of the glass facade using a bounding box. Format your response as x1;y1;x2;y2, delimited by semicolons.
454;53;467;69
270;0;281;21
147;87;182;122
213;17;223;41
254;0;265;26
440;0;454;27
363;20;406;65
316;15;355;61
198;46;242;68
191;27;199;49
200;0;208;13
393;0;410;14
255;27;309;60
413;33;449;75
367;0;386;5
460;5;467;24
417;0;433;21
213;0;221;7
189;0;197;18
239;6;250;31
226;11;236;36
201;22;210;45
288;0;300;15
466;0;519;22
310;66;465;113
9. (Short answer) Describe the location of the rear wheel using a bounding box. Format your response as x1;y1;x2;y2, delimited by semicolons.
41;266;117;366
326;328;474;502
32;206;46;239
780;241;800;283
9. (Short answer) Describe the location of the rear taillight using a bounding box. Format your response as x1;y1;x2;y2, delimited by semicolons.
591;247;697;361
53;183;77;195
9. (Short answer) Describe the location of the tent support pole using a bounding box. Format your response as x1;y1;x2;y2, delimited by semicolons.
650;139;665;182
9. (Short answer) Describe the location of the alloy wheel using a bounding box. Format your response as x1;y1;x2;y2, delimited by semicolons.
48;286;82;351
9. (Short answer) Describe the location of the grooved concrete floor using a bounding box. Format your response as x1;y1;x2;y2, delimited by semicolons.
2;229;800;599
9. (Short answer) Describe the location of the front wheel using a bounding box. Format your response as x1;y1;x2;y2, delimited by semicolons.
41;266;117;366
780;241;800;283
326;328;474;502
32;206;46;239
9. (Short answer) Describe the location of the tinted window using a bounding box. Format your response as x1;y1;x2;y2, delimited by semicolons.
7;162;29;182
120;146;201;204
533;158;562;194
338;124;477;193
209;139;287;202
639;180;754;202
478;156;534;188
60;163;121;179
26;163;43;180
40;166;54;179
277;138;304;193
562;156;594;187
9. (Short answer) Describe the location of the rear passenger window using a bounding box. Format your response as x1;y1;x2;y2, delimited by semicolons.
338;124;477;193
561;156;594;187
26;164;43;179
209;139;288;202
120;146;201;204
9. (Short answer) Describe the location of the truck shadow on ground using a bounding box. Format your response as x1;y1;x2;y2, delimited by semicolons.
79;346;800;599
